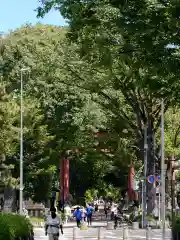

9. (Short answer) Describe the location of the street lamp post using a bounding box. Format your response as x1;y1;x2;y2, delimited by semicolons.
141;180;144;228
19;68;29;215
143;125;148;228
160;100;166;239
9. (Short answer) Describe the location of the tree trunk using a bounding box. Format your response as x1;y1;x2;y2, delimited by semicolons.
137;117;156;216
146;118;156;215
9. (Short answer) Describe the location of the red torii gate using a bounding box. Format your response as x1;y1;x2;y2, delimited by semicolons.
59;131;138;206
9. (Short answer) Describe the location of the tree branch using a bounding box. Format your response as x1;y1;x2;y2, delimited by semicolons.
64;65;137;129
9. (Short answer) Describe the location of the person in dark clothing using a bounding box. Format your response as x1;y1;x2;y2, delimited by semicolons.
114;205;123;229
0;197;4;210
95;204;98;212
104;205;108;219
73;207;82;228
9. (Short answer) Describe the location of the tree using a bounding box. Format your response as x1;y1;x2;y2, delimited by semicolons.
0;83;19;188
164;107;180;159
0;25;68;201
0;84;19;158
37;0;180;213
1;24;115;202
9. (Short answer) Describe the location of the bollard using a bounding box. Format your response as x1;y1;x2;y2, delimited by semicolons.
123;227;129;240
132;221;139;230
107;221;114;230
80;221;88;230
73;227;79;240
98;227;105;240
146;227;151;240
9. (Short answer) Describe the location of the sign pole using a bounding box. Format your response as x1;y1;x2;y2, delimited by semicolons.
160;100;165;239
141;180;144;228
143;125;148;228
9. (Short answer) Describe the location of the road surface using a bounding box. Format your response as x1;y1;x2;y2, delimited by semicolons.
34;222;171;240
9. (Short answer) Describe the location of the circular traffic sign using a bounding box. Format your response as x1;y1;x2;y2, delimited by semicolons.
147;175;155;183
157;175;160;182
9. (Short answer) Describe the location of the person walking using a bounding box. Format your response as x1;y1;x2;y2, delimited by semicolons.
95;203;98;212
45;207;63;240
110;204;115;220
104;205;108;219
81;207;87;222
73;207;82;228
86;204;94;226
111;205;118;229
64;205;71;224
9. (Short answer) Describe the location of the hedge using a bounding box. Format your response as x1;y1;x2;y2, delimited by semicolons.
173;215;180;232
0;213;34;240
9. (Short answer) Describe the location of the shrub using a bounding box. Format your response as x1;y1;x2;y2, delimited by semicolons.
0;214;15;240
173;215;180;232
0;213;33;240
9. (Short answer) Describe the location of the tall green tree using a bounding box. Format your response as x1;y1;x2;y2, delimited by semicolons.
1;24;114;202
164;107;180;158
37;0;180;213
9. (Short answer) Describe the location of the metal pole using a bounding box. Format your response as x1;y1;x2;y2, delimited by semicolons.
158;192;160;222
171;167;176;238
141;180;144;228
19;68;29;215
19;70;23;215
63;161;65;212
143;125;148;228
160;100;165;239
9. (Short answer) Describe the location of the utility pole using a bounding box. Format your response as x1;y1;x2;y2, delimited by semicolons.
19;68;30;215
160;100;165;239
171;161;176;232
141;180;144;228
143;125;148;227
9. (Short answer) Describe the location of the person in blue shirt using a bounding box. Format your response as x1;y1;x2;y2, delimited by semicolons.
86;204;94;226
73;207;82;227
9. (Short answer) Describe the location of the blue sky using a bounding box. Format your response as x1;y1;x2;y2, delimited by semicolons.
0;0;66;33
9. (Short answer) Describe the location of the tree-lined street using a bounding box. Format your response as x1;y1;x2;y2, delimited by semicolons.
0;0;180;238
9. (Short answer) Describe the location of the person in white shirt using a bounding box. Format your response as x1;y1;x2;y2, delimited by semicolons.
81;207;87;222
23;208;29;218
64;205;71;224
110;204;116;220
45;207;63;240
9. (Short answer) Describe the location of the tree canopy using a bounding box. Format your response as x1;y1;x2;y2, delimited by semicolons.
0;24;132;203
37;0;180;213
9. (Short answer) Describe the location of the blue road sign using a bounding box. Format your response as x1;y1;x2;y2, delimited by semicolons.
147;175;161;184
157;175;160;181
147;175;155;183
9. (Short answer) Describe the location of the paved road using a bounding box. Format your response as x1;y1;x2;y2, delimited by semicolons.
34;223;171;240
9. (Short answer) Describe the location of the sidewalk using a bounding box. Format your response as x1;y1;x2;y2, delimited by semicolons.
63;221;107;228
32;220;108;228
34;226;171;240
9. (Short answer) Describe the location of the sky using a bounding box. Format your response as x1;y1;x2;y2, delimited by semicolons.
0;0;66;33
